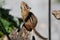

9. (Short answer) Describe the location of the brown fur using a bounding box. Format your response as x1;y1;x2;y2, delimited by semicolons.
21;1;31;19
21;1;37;31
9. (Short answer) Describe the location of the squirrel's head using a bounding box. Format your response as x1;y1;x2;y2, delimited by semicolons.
21;1;31;19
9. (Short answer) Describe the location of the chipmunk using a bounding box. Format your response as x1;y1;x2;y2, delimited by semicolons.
20;1;47;40
21;1;37;31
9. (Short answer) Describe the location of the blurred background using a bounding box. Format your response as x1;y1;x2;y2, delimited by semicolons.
51;0;60;40
0;0;48;40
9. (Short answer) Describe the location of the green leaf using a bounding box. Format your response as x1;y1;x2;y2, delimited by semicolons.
0;31;4;38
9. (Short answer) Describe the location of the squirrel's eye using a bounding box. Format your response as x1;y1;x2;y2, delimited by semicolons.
25;4;28;8
26;4;27;7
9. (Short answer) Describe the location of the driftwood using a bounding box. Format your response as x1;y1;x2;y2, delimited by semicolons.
2;27;31;40
9;27;31;40
2;27;47;40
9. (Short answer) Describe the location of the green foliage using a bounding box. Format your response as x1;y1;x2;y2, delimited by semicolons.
0;8;23;38
0;31;4;37
0;18;16;33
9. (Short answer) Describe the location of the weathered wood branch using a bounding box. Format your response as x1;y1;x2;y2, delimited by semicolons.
9;27;31;40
